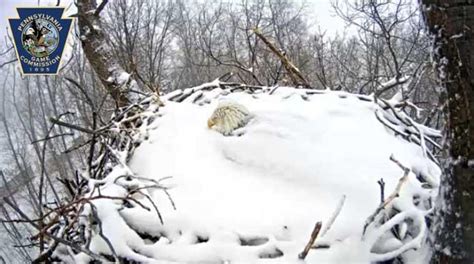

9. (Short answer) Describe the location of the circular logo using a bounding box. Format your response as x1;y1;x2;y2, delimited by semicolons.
21;19;59;58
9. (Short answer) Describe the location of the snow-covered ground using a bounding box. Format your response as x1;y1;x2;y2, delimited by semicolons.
71;83;441;263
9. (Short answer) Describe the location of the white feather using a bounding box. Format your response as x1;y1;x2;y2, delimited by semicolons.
207;100;252;135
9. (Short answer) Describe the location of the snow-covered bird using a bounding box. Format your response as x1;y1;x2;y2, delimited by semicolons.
207;100;252;135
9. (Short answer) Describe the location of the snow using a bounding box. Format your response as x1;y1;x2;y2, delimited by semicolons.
380;76;410;89
449;33;463;39
116;72;131;85
128;86;440;262
68;83;441;263
469;160;474;167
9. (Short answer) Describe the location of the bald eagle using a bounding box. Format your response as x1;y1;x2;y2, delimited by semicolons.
22;20;52;56
207;101;252;135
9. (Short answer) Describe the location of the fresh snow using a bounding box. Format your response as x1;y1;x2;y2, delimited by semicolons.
71;84;441;263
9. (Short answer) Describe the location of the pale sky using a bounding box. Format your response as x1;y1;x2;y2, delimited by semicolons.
0;0;347;41
305;0;348;35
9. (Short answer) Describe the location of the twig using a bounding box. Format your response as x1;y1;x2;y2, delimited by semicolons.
163;189;176;210
88;112;98;175
31;241;59;264
114;175;172;186
217;72;234;82
0;58;16;69
49;117;95;134
94;0;109;16
389;154;410;172
43;231;106;261
253;28;311;88
134;190;163;225
374;108;441;165
64;139;92;154
3;197;40;229
378;179;385;203
375;76;410;97
89;203;118;261
312;242;331;249
0;46;13;56
298;221;323;260
31;133;74;144
320;195;346;238
64;77;95;110
383;156;410;208
363;156;410;236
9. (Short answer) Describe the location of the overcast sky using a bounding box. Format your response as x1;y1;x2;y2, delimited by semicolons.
0;0;347;39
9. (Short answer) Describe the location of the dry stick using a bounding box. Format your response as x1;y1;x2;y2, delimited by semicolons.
384;155;411;207
114;175;172;186
114;175;172;224
0;58;17;69
29;195;152;251
132;63;158;94
390;155;409;171
64;139;92;154
378;179;386;203
94;0;109;16
253;28;311;88
217;72;234;82
49;117;95;134
0;46;13;56
31;132;74;144
0;170;19;207
0;205;32;260
382;173;409;209
363;155;410;236
37;124;54;254
378;99;411;127
374;110;440;166
163;189;176;210
298;221;323;260
89;203;119;262
44;231;105;261
310;195;346;250
33;195;90;263
2;197;40;229
88;112;98;176
379;98;442;151
32;210;80;264
3;198;103;260
32;241;59;264
64;77;95;109
320;195;346;238
29;193;151;240
36;111;75;252
135;190;164;225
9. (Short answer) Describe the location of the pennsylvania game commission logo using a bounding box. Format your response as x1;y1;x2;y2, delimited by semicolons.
8;7;72;75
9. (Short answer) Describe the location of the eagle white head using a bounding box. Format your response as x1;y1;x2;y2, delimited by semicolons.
26;27;35;36
207;100;252;135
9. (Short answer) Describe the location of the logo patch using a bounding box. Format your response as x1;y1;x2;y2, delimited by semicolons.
8;7;72;75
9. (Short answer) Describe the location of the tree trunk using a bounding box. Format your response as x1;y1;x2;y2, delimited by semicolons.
421;1;474;263
77;0;132;107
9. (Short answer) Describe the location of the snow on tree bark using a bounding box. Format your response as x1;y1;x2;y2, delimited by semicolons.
77;0;134;107
421;0;474;262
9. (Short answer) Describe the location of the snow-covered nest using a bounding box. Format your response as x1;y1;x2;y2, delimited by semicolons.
64;81;441;263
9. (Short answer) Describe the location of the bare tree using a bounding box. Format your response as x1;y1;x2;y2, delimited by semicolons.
333;0;428;96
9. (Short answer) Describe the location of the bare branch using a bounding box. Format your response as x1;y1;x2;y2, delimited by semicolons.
298;221;323;260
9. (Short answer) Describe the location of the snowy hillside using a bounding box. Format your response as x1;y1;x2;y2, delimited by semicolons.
69;81;441;263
